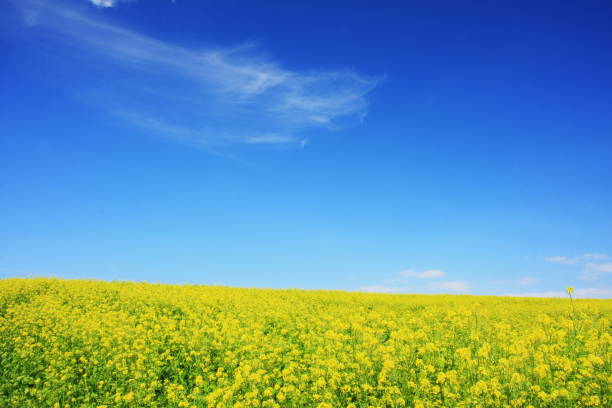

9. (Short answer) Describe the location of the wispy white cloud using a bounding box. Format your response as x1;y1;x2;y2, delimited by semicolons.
383;268;446;284
12;0;380;148
574;287;612;298
87;0;140;9
581;262;612;280
359;285;404;294
582;253;610;260
543;253;609;265
490;276;540;287
506;291;566;298
505;288;612;298
516;276;540;285
430;280;469;293
242;134;299;145
366;268;469;294
399;269;445;279
543;256;578;265
88;0;116;8
542;253;611;280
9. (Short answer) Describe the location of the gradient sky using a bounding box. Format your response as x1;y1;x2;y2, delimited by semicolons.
1;0;611;297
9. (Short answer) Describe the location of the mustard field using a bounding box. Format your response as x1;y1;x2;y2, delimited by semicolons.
1;278;610;408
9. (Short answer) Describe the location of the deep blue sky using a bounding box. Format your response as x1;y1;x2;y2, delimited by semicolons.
1;0;611;297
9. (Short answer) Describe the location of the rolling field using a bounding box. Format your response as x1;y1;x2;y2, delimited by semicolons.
1;278;610;408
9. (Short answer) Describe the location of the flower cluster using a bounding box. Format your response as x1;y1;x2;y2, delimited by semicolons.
0;278;609;407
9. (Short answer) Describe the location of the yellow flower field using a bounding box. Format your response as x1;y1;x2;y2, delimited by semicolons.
1;278;610;408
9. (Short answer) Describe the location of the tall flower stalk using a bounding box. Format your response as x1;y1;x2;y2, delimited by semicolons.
566;287;577;350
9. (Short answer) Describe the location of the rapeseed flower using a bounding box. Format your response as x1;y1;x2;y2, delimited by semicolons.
0;278;609;408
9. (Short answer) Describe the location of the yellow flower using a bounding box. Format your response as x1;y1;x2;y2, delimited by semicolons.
1;277;610;408
567;286;574;294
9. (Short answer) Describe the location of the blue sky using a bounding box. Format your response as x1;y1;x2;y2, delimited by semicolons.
1;0;611;297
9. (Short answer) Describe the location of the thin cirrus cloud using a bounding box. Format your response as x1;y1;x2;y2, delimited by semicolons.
88;0;116;8
516;276;539;285
359;285;404;294
543;253;609;265
88;0;142;7
505;288;612;299
12;0;380;148
362;269;469;294
399;269;446;279
429;280;469;293
581;263;612;280
542;253;611;281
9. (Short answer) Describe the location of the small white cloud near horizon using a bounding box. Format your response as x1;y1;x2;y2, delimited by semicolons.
430;280;469;293
543;256;578;265
490;276;540;287
543;253;609;265
581;262;612;280
582;253;610;260
516;276;540;285
359;285;404;294
505;287;612;298
543;253;611;281
399;269;446;279
363;268;468;294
